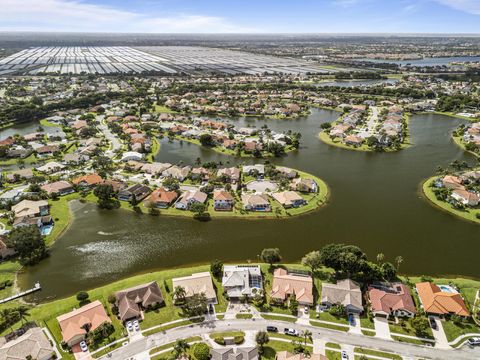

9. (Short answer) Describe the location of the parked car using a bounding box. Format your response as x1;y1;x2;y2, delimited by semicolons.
133;319;140;331
267;326;278;332
209;304;214;313
79;340;88;352
126;321;133;331
429;317;437;330
341;351;348;359
284;328;299;336
467;337;480;346
304;306;309;314
348;313;355;326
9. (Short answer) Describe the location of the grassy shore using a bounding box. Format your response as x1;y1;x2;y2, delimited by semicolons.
422;176;480;225
452;135;479;158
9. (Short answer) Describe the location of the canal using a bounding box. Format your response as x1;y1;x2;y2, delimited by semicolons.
5;109;479;301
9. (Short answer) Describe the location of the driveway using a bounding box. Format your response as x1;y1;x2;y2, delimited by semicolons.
349;313;362;334
432;317;449;349
373;316;391;340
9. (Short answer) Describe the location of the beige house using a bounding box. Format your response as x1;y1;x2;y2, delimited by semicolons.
271;268;313;306
172;272;217;303
276;351;327;360
0;327;55;360
320;279;363;314
11;200;49;218
271;191;306;208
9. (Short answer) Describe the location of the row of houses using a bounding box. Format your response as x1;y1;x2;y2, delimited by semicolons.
436;172;480;207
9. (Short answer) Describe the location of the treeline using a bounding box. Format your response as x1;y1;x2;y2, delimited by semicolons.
0;91;127;127
436;94;480;112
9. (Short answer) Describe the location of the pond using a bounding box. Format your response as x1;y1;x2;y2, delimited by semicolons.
11;109;480;302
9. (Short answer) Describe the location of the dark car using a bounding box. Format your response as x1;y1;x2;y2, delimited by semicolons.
348;313;355;326
209;304;214;313
267;326;278;332
429;317;437;330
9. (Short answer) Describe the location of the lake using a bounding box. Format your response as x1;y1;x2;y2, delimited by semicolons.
356;56;480;67
9;109;480;302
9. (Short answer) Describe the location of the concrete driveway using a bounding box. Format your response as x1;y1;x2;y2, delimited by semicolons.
431;317;449;349
373;316;391;340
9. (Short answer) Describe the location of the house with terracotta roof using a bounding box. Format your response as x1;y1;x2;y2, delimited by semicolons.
115;282;164;322
320;279;363;314
276;351;327;360
441;175;464;190
415;282;470;317
56;300;111;347
172;272;217;304
213;190;235;211
271;268;313;306
368;283;416;318
146;188;178;208
72;173;103;188
0;327;55;360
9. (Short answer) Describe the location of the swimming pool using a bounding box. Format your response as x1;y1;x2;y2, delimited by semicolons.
439;285;458;294
41;225;53;236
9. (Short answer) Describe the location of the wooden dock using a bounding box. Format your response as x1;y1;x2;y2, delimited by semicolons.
0;282;41;304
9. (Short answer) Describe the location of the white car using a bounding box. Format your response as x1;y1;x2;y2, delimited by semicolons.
126;321;133;331
341;351;348;360
284;328;299;336
79;340;88;352
133;319;140;331
304;306;309;314
468;337;480;346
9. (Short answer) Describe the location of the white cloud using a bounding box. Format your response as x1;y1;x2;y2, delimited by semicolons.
433;0;480;15
0;0;253;32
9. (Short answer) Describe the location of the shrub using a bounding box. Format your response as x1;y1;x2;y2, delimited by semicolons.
214;337;225;345
193;343;211;360
76;291;89;302
234;336;244;345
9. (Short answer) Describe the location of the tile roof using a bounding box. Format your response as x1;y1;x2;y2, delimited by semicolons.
416;282;470;317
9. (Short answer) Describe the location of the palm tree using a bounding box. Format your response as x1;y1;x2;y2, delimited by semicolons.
301;330;312;346
173;339;190;357
173;286;186;304
395;256;404;271
17;306;30;325
376;253;384;265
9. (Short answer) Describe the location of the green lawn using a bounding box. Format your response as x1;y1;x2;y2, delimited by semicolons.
316;311;348;325
389;318;434;339
262;340;313;360
442;319;480;342
154;104;177;114
236;313;253;319
325;350;341;360
422;176;480;225
261;314;297;323
310;320;349;332
325;342;340;349
149;336;202;355
0;260;21;299
209;331;245;339
360;315;375;329
0;153;37;166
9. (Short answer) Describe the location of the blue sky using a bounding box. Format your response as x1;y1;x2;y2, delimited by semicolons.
0;0;479;33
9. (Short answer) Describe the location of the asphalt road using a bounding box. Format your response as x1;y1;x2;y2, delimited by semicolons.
104;318;480;360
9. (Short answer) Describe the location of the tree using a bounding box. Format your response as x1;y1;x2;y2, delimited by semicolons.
182;293;208;317
173;339;190;358
210;259;223;278
193;342;210;360
395;256;404;271
376;253;385;265
16;306;30;325
6;225;47;265
93;184;117;209
328;304;346;318
301;251;322;274
410;316;430;337
199;134;215;147
319;244;367;276
260;248;282;266
288;295;299;315
173;286;187;305
255;331;269;354
300;330;312;346
190;202;207;215
163;177;179;191
76;291;89;303
381;262;397;281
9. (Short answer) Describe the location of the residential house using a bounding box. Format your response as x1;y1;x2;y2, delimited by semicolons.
12;215;52;229
36;162;65;174
442;175;464;190
451;189;480;207
41;181;74;196
118;184;151;202
0;327;55;360
291;178;318;193
213;190;235;211
217;167;241;183
36;145;60;157
241;194;271;212
162;165;191;182
56;300;111;347
146;188;178;208
72;173;103;188
121;151;144;162
63;153;89;165
175;190;207;210
243;164;265;177
271;191;306;208
276;351;327;360
271;268;313;306
276;167;297;179
5;169;34;182
115;282;164;322
368;283;416;318
415;282;470;317
222;265;263;298
11;200;49;218
172;272;217;304
211;347;258;360
320;279;363;314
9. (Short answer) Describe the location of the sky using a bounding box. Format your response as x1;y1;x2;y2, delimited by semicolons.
0;0;479;34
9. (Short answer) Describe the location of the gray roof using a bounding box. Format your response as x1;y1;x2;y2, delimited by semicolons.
321;279;363;310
